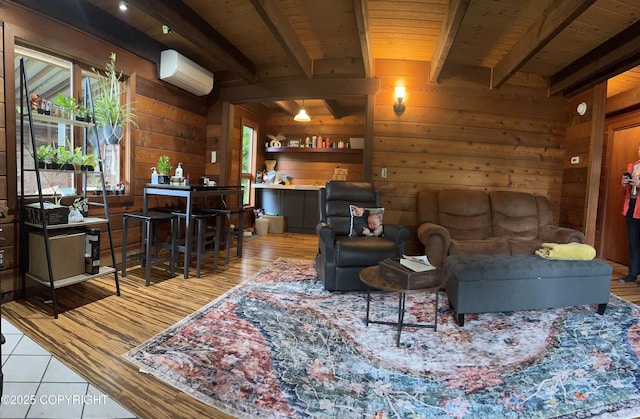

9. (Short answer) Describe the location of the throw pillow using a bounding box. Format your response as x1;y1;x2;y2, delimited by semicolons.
350;205;384;237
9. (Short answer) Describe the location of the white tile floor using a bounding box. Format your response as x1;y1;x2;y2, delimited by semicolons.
0;317;136;419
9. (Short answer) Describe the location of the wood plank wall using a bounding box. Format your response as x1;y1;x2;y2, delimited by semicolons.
0;24;5;210
205;91;223;184
561;90;595;233
263;112;365;185
0;23;11;294
372;59;569;252
131;79;208;204
111;78;208;264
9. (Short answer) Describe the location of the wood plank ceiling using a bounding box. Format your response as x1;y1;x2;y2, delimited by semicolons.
9;0;640;116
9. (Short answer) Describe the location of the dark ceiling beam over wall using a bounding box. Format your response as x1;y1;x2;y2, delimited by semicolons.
10;0;166;65
274;100;300;116
322;99;349;119
429;0;470;83
550;19;640;97
249;0;312;79
353;0;372;78
222;78;380;103
127;0;257;83
491;0;597;89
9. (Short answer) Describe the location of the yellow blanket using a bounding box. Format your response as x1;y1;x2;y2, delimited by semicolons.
535;242;596;261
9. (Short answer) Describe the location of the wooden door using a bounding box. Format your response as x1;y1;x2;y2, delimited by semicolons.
601;125;640;264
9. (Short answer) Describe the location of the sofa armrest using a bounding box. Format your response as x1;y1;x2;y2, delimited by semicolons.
382;224;410;254
538;225;585;244
316;222;336;249
417;223;451;268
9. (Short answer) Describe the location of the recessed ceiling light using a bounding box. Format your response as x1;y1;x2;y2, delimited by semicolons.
118;1;128;11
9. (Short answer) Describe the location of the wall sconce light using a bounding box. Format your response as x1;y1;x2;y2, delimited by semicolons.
393;86;406;115
294;100;311;122
118;1;128;11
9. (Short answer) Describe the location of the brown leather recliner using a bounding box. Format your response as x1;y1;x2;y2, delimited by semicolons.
316;181;410;291
416;189;586;268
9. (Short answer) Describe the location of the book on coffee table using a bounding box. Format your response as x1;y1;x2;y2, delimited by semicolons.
400;254;436;272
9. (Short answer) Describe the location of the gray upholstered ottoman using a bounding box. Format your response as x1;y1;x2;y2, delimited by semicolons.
445;254;612;326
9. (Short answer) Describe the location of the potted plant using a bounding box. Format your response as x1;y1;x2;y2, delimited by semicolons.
92;52;137;145
70;196;89;217
70;146;85;171
82;153;100;171
156;155;172;184
52;93;77;119
55;144;73;170
36;144;55;169
76;104;90;122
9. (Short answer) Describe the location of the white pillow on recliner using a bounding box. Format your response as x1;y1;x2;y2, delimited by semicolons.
349;205;384;237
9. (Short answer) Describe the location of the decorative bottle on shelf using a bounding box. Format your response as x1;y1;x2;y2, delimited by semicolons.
151;167;159;185
318;135;323;148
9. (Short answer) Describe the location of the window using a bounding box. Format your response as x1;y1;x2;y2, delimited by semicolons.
241;120;257;206
15;46;73;197
15;46;124;197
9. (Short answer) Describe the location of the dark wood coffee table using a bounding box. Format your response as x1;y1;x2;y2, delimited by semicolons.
359;265;442;346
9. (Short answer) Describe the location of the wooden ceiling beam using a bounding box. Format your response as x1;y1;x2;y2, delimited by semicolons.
353;0;372;78
127;0;256;83
274;100;301;116
249;0;313;79
491;0;596;89
322;99;347;119
9;0;166;65
429;0;470;83
222;78;380;103
550;19;640;97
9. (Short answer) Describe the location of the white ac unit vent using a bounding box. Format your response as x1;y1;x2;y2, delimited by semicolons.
159;50;214;96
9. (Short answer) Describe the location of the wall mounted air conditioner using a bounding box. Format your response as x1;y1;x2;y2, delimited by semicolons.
159;49;214;96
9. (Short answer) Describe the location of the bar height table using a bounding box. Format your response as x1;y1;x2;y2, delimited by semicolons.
143;183;244;279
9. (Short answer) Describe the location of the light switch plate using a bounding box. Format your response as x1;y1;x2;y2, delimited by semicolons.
381;168;387;179
571;156;579;164
211;151;217;163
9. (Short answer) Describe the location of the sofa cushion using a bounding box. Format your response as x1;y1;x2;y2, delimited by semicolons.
416;189;439;225
508;238;544;255
438;189;492;240
449;237;510;256
535;195;554;226
490;191;539;239
324;181;378;236
335;236;398;267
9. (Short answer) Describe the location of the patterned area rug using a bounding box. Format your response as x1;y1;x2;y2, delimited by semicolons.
123;258;640;418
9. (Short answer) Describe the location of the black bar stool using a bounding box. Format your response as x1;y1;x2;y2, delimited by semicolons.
122;211;177;286
203;208;244;264
172;211;221;277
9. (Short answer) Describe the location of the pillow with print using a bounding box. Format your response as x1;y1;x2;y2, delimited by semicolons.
349;205;384;237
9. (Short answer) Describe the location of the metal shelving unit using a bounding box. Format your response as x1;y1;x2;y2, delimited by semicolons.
17;58;120;318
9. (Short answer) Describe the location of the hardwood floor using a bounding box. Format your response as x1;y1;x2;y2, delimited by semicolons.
2;233;638;419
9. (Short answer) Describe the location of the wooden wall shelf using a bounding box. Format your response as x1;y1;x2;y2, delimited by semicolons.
265;147;362;154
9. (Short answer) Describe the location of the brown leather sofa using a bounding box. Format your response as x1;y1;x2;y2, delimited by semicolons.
416;189;586;268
